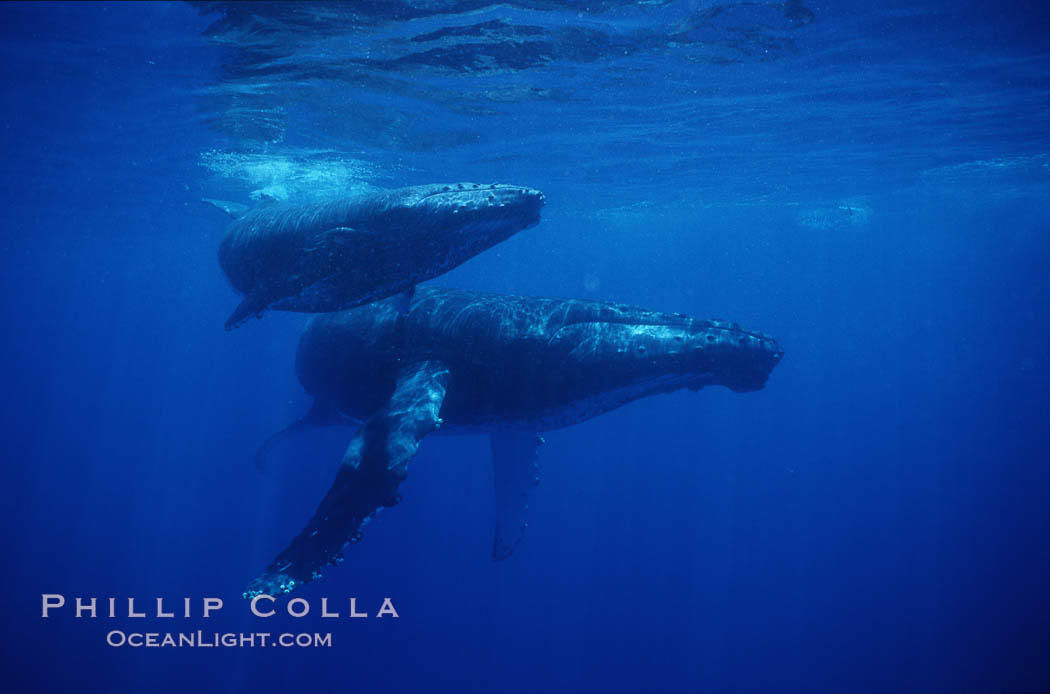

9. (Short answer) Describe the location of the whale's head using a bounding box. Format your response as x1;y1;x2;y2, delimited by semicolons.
605;318;783;393
416;181;544;229
377;182;545;244
551;314;782;404
689;320;783;392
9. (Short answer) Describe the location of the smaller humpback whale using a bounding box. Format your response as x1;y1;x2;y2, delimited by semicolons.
206;183;545;329
245;288;782;597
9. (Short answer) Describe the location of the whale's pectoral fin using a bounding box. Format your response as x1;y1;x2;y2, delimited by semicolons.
340;358;448;474
202;198;250;219
243;361;450;598
255;400;355;472
491;431;542;560
225;292;274;331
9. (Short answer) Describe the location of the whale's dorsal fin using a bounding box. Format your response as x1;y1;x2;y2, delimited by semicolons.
491;430;542;560
202;198;250;219
244;360;450;598
393;285;415;315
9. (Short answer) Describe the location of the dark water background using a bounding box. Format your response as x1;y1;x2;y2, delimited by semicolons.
1;1;1048;692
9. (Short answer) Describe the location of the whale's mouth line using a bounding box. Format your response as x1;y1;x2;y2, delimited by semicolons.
494;371;719;431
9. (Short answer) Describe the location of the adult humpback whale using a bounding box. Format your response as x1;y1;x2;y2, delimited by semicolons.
207;183;545;329
245;288;782;597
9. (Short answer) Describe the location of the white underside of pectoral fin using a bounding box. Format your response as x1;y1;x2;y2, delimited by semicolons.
341;360;450;474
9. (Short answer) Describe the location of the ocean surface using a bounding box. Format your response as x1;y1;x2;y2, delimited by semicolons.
2;1;1048;692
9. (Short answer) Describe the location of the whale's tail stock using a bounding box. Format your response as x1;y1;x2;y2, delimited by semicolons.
254;400;354;472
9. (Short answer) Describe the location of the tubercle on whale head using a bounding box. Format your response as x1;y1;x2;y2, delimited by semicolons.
691;320;783;392
411;182;545;224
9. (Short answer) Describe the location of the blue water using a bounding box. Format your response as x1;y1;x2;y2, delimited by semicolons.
2;1;1048;692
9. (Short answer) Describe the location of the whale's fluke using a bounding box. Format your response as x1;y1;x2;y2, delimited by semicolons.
254;400;352;472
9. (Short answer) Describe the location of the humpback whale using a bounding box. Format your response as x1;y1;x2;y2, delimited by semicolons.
207;183;545;329
245;288;782;597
